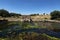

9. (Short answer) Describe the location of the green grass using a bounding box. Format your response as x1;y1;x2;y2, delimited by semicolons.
0;21;60;40
0;33;60;40
42;33;60;40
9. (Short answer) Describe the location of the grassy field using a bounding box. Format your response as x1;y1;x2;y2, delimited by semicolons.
0;33;60;40
0;21;60;40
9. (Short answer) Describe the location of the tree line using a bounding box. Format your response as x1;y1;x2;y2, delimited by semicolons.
50;10;60;20
0;9;21;17
0;9;60;20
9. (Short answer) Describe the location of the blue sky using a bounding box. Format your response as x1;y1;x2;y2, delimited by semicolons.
0;0;60;15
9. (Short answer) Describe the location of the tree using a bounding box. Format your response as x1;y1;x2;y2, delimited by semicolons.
10;13;21;17
0;9;22;17
0;9;10;17
50;10;60;20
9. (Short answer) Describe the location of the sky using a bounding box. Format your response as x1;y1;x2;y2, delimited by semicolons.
0;0;60;15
